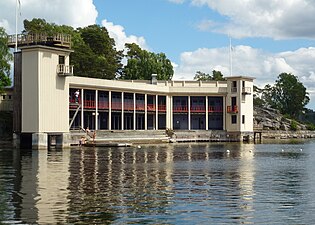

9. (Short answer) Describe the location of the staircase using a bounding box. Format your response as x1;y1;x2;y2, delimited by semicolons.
69;103;81;129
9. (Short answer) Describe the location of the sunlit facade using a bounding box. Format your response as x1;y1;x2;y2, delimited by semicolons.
11;35;254;149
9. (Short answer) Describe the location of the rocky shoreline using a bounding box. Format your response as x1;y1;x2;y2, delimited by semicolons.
254;106;315;140
260;130;315;140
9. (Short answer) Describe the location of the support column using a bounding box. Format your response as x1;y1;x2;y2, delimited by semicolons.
95;90;98;130
32;133;48;150
121;92;124;130
109;91;112;130
55;133;71;149
81;89;84;129
206;96;208;131
188;96;191;130
133;93;136;130
155;95;158;130
145;94;147;130
166;95;172;129
223;96;226;131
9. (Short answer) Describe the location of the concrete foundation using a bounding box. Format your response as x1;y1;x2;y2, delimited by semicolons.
32;133;48;150
55;133;71;149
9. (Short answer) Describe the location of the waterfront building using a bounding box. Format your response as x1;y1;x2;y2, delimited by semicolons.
8;34;254;149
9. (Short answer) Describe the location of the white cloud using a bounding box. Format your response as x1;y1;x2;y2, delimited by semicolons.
0;0;97;34
190;0;315;39
101;20;148;51
173;45;315;89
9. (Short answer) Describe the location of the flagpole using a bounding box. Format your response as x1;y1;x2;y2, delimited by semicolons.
15;0;18;52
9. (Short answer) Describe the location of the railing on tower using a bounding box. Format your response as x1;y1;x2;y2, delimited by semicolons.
7;33;72;49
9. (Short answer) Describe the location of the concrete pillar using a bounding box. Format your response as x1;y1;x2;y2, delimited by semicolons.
109;91;112;130
188;96;191;130
55;133;71;149
145;94;147;130
223;96;226;131
121;92;124;130
133;93;136;130
95;90;98;130
205;96;208;131
13;132;20;148
32;133;48;150
80;89;84;129
166;95;172;129
155;95;158;130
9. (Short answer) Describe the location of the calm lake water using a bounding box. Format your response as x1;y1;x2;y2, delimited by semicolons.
1;140;315;224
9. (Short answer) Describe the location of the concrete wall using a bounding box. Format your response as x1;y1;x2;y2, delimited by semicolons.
21;46;72;133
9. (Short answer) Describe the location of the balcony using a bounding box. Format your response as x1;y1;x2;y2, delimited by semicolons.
208;106;223;113
173;105;188;113
227;105;238;113
7;33;71;49
190;105;206;113
57;64;73;76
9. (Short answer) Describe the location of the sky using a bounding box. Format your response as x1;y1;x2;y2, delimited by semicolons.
2;0;315;109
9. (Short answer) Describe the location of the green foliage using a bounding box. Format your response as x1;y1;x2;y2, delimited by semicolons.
194;70;225;81
194;71;211;81
290;120;298;131
306;123;315;131
73;25;123;79
120;43;173;80
23;19;123;79
0;28;12;93
253;85;264;107
254;73;309;119
266;73;309;118
23;19;174;81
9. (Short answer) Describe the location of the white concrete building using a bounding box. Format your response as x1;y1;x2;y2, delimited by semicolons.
9;34;254;149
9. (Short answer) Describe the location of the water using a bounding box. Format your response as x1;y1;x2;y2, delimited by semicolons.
1;140;315;224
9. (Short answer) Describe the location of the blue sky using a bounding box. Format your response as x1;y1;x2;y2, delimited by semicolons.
1;0;315;108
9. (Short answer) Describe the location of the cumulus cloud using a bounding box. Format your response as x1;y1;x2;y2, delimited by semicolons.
173;45;315;92
101;20;149;51
190;0;315;39
0;0;98;34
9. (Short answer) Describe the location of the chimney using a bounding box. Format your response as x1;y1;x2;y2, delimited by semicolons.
151;74;157;85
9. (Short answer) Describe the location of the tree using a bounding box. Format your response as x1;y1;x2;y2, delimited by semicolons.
212;70;225;81
73;25;123;79
23;19;123;79
265;73;309;118
120;43;173;80
194;71;211;81
194;70;225;81
0;27;12;93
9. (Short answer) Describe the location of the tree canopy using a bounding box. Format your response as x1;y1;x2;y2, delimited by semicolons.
0;27;12;93
255;73;309;118
23;19;123;79
22;18;173;80
194;70;225;81
120;43;173;80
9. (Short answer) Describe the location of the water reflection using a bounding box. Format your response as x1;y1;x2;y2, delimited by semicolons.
1;141;315;224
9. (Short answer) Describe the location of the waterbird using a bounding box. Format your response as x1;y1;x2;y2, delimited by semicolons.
281;149;284;152
137;145;141;149
226;149;230;153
